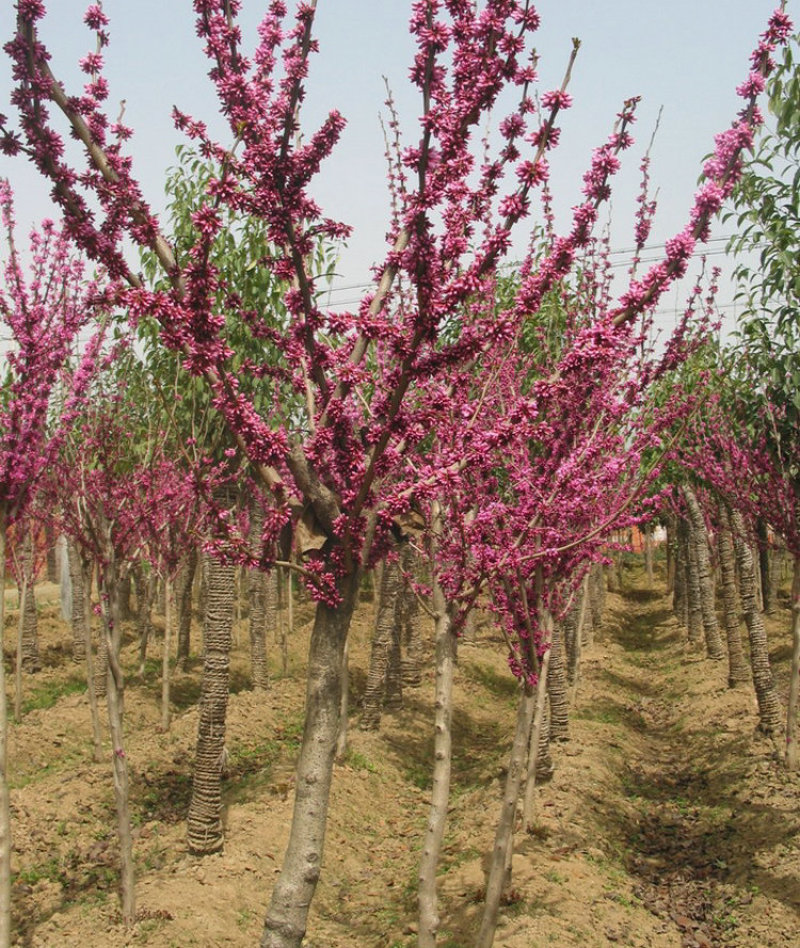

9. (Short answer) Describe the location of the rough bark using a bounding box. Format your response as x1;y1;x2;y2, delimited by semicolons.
260;569;360;948
729;507;783;736
416;576;456;948
563;591;581;687
588;562;605;633
547;617;569;741
187;553;236;854
90;560;108;701
360;555;403;731
683;486;724;660
67;541;87;663
757;519;775;614
684;512;705;649
45;531;58;584
116;570;134;622
19;531;40;673
716;516;750;688
248;568;275;691
673;516;689;628
535;694;554;783
785;556;800;770
397;546;422;688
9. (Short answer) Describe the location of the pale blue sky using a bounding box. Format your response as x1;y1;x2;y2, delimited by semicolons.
0;1;795;329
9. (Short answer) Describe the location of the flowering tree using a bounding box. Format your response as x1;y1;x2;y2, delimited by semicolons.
1;3;791;947
0;180;104;948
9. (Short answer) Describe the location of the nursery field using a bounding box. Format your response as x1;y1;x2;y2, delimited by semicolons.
4;564;800;948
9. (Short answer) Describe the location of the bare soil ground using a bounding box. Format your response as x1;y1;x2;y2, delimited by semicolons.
4;564;800;947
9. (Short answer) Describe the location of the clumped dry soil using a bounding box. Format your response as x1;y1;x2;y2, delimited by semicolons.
4;565;800;947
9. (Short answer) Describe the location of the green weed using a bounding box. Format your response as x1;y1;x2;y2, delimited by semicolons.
19;675;86;715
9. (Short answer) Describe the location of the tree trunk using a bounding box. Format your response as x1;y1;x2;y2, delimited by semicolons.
400;562;424;688
14;574;28;720
161;575;173;732
757;520;776;615
260;568;360;948
98;553;135;927
18;530;40;673
684;511;705;649
80;557;103;763
187;553;236;854
0;514;12;948
116;570;134;622
522;644;552;831
563;589;581;687
416;574;456;948
665;515;677;595
729;507;783;736
588;562;605;633
547;617;568;741
475;682;536;948
643;523;654;585
683;486;724;660
249;568;274;691
784;555;800;770
176;545;198;671
717;515;749;688
360;555;403;731
335;638;350;761
281;567;292;676
87;561;108;700
67;541;87;663
673;516;689;628
45;530;58;585
135;566;156;677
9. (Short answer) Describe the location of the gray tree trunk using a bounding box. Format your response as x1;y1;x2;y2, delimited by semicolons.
248;568;275;691
360;555;403;731
684;511;705;649
716;515;750;688
416;573;455;948
757;519;776;615
547;617;569;741
67;541;87;662
475;682;536;948
187;553;236;854
729;507;783;736
683;486;724;660
260;569;360;948
588;562;605;633
399;545;424;687
19;531;40;673
673;516;689;629
98;544;135;926
176;545;198;670
0;514;12;948
784;556;800;769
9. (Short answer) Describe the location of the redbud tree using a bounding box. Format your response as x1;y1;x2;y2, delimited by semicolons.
0;2;792;947
0;180;104;947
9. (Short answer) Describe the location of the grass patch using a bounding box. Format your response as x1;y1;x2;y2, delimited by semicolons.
19;675;86;715
460;660;519;701
342;748;379;773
